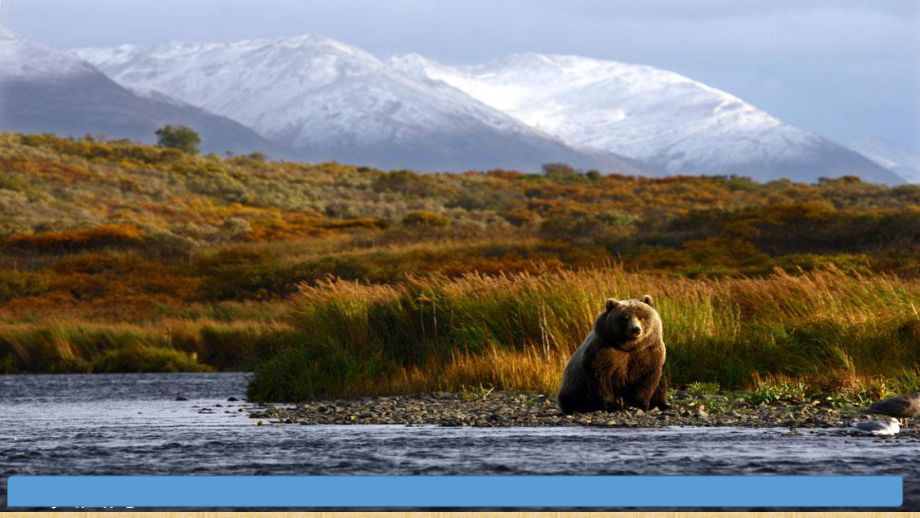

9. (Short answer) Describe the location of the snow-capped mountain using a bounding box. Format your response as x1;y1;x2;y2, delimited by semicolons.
7;27;902;182
76;36;641;173
849;137;920;184
391;53;902;184
0;25;91;79
0;27;279;156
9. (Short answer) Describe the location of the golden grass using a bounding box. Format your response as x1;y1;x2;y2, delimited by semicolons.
248;266;920;401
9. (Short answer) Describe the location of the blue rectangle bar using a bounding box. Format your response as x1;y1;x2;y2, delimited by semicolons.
7;475;902;508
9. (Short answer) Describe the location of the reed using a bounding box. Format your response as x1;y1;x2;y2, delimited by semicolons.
248;266;920;401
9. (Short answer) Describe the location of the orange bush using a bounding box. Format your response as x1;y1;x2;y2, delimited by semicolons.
5;225;146;253
402;211;450;227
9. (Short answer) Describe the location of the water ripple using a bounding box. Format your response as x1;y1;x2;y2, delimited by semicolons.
1;372;918;510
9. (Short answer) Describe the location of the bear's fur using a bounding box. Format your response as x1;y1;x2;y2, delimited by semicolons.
558;295;669;414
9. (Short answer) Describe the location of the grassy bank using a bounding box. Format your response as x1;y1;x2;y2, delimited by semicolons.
0;318;289;374
248;267;920;402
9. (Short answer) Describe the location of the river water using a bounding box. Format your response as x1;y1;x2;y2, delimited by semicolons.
1;372;917;510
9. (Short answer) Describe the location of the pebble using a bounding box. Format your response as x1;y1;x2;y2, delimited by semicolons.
242;390;904;430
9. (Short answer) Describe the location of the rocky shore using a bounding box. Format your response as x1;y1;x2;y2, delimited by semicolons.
246;390;918;432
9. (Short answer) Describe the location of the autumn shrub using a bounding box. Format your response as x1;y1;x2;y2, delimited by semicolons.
19;133;184;165
0;270;50;303
402;211;450;227
5;224;146;253
194;240;604;301
45;252;198;303
371;169;446;197
540;210;638;244
319;218;390;231
499;208;541;228
196;248;287;301
541;162;584;181
194;248;373;300
664;203;920;257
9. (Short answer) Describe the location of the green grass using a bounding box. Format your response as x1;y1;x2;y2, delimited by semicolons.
685;382;721;396
247;266;920;402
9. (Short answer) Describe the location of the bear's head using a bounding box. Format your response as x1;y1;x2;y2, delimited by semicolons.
595;295;661;350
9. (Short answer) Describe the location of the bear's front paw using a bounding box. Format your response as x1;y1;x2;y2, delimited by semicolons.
602;396;625;412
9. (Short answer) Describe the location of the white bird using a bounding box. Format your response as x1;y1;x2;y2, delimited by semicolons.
864;392;920;428
849;417;900;436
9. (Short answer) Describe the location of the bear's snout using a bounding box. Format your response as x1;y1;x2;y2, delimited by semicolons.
626;318;642;338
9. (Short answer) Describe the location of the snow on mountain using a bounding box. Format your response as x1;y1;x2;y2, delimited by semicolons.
0;27;281;156
0;26;94;79
76;36;642;173
849;137;920;184
391;52;902;184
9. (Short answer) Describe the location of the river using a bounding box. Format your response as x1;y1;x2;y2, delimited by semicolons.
1;372;917;510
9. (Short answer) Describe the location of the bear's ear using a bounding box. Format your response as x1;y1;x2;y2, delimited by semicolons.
641;295;655;307
605;298;621;311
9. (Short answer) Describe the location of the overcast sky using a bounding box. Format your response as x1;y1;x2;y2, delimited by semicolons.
3;0;919;151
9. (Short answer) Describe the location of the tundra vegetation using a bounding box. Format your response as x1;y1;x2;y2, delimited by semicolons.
0;132;917;402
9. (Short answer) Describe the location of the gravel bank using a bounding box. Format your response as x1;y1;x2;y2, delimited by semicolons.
246;390;919;431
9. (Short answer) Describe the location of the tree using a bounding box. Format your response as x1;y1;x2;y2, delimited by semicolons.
541;163;580;178
155;125;201;154
542;162;591;182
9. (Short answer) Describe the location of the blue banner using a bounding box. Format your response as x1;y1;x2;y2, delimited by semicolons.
7;475;902;507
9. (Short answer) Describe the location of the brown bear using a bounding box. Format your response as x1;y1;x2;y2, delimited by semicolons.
558;295;669;414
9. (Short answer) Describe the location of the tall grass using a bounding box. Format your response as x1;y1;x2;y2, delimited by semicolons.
0;319;288;374
248;266;920;402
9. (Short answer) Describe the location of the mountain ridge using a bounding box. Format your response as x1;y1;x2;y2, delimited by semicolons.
390;51;903;184
0;27;285;157
75;35;643;174
2;27;903;182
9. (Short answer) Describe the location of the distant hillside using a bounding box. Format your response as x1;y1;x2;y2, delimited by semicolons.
1;132;917;263
850;137;920;184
